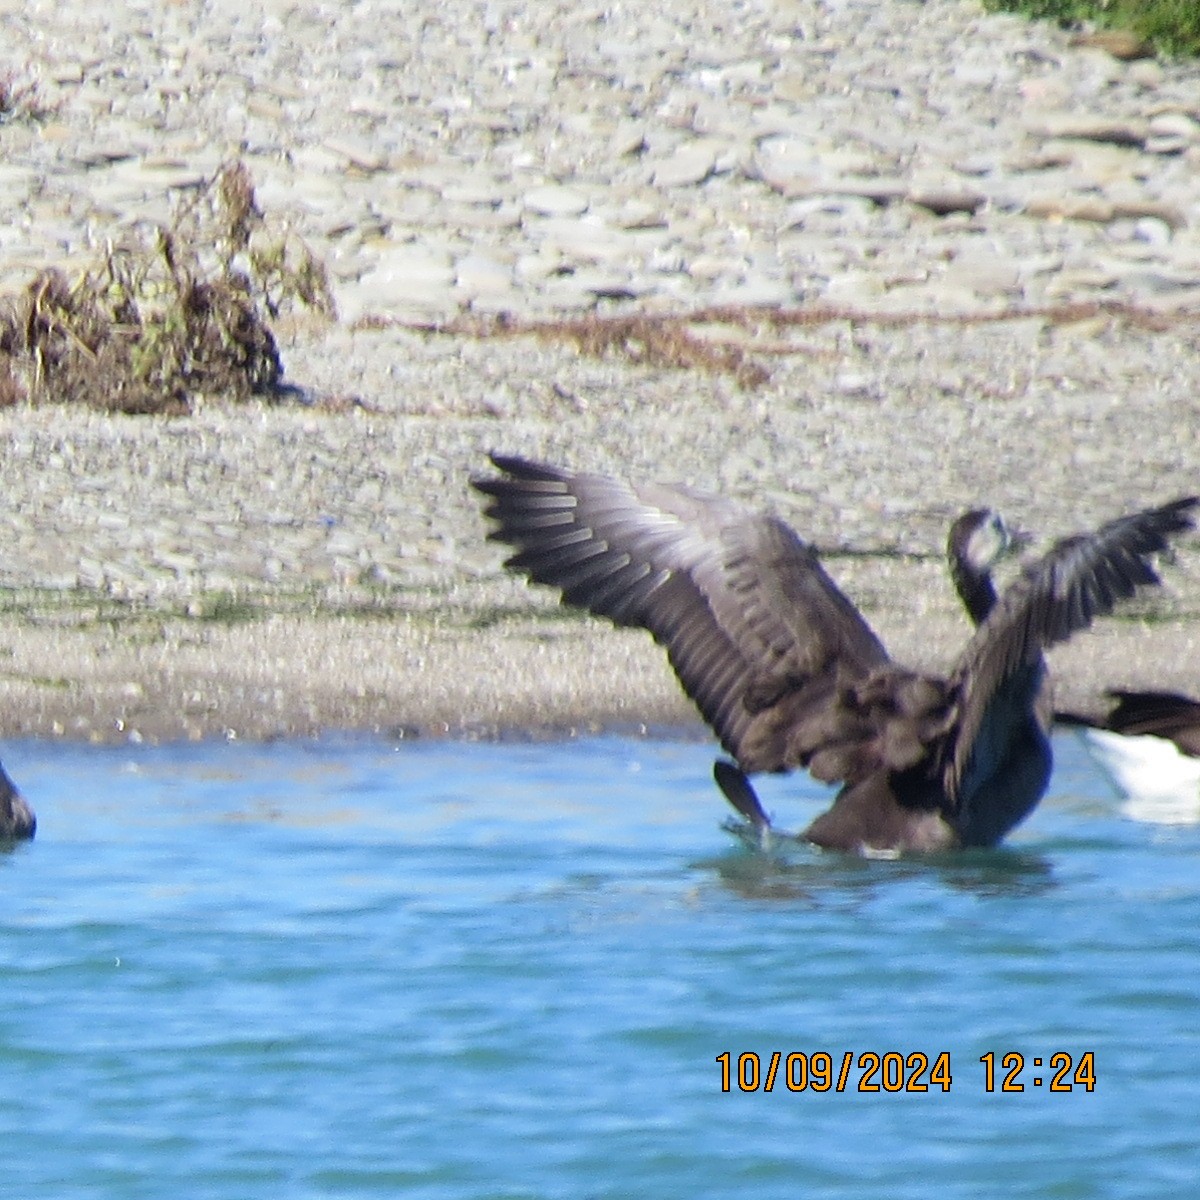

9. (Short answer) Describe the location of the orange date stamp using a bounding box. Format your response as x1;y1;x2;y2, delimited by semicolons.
716;1050;954;1093
716;1050;1096;1093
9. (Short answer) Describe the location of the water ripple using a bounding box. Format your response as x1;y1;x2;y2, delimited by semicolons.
0;733;1197;1197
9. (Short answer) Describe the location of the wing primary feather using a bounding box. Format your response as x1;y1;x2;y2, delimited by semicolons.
561;558;650;615
485;453;572;483
506;537;608;577
602;569;672;625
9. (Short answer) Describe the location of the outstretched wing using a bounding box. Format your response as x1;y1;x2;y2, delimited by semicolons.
945;496;1199;804
472;454;890;771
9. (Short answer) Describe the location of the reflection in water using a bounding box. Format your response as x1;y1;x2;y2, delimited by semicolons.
702;821;1056;903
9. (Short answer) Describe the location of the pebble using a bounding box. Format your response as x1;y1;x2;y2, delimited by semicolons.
907;185;987;217
522;185;590;217
0;3;1193;624
1036;115;1148;147
0;0;1194;329
454;253;515;296
649;141;721;189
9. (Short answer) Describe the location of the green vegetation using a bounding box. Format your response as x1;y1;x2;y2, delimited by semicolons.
0;581;630;639
0;161;335;414
185;591;262;625
983;0;1200;56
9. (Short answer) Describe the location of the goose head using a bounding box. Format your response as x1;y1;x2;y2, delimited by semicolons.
949;508;1031;575
947;508;1033;624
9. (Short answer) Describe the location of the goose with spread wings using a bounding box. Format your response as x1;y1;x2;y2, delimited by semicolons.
473;453;1196;855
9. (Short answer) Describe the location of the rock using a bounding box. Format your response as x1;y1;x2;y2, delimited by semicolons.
1113;267;1200;295
342;243;458;321
833;372;875;399
1133;217;1173;246
607;121;648;159
454;253;515;296
1024;195;1115;224
1126;61;1165;90
704;275;794;308
1159;105;1200;131
610;199;666;230
1034;115;1148;148
1144;134;1189;156
1146;112;1199;155
825;177;908;206
907;185;986;217
650;140;720;188
1069;30;1154;61
531;215;634;265
822;271;887;306
523;185;590;217
1110;200;1185;229
753;136;819;195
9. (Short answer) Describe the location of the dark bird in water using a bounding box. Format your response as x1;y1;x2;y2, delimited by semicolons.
0;761;34;842
1070;690;1200;758
473;453;1196;855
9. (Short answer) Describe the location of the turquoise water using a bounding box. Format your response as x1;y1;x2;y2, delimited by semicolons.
2;732;1199;1197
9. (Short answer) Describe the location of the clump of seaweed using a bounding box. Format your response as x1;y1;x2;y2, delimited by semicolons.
0;160;335;414
541;313;773;389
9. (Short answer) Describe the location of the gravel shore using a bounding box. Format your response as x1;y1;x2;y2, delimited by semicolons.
0;0;1197;744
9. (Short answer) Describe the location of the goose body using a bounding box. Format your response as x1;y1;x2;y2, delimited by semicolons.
1085;728;1200;824
474;453;1196;855
1092;690;1200;758
1064;690;1200;822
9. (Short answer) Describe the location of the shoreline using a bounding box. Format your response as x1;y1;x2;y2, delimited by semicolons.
0;316;1195;747
0;2;1197;745
0;543;1193;747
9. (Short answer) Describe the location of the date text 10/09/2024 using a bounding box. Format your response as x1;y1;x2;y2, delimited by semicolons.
715;1051;1096;1093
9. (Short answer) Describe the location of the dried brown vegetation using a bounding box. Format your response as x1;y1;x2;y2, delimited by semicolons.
363;299;1196;390
0;161;335;414
495;311;774;389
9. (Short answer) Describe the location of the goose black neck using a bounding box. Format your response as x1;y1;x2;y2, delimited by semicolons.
949;552;997;626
